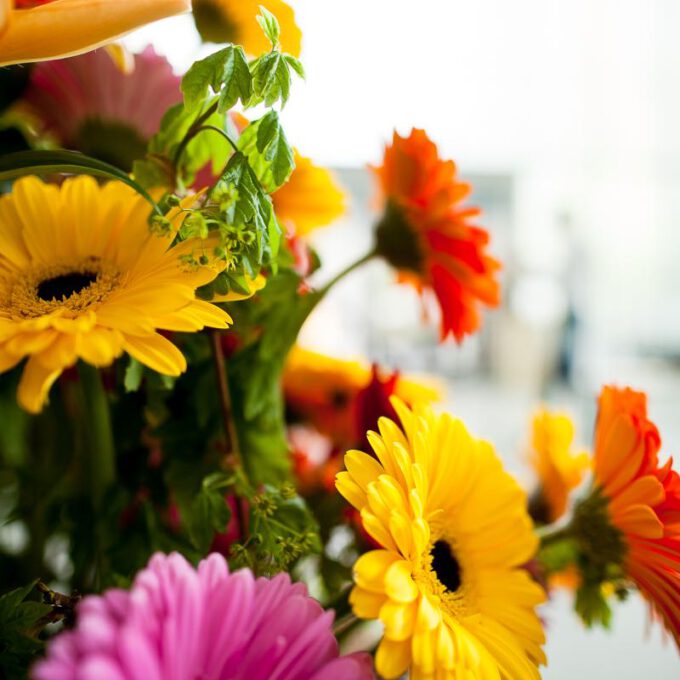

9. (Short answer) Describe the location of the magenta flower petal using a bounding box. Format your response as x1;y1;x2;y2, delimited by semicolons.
32;552;375;680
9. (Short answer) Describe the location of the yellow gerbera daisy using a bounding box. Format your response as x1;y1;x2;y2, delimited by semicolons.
0;0;190;67
528;409;589;523
191;0;301;57
337;399;547;679
272;151;346;237
0;175;232;413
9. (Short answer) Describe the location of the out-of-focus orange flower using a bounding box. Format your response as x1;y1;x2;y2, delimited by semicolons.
192;0;301;57
593;386;680;648
0;0;190;67
288;424;340;494
529;409;589;523
273;151;346;237
283;346;440;448
372;129;500;343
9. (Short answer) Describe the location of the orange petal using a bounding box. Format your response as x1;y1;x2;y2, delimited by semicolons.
614;503;664;539
0;0;190;66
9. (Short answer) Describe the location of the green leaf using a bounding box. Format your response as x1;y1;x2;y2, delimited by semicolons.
575;582;613;628
237;111;295;192
257;6;281;48
124;357;145;393
182;46;252;113
226;269;322;484
0;580;51;680
249;51;290;108
218;151;280;262
0;150;161;215
188;485;232;553
283;54;305;79
133;104;233;190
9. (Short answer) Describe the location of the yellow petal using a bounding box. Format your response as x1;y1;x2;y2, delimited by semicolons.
375;638;412;680
272;151;346;236
122;333;187;376
354;549;398;593
384;559;418;603
349;586;386;619
17;355;63;414
104;43;134;73
380;598;417;641
335;471;366;510
345;449;385;491
0;0;191;67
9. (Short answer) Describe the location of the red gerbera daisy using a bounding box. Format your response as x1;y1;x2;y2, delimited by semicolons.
371;129;500;342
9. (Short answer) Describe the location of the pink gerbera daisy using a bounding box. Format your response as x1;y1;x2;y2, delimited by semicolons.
33;552;374;679
21;47;181;170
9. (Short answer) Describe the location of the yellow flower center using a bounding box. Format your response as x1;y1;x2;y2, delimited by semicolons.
8;256;121;318
417;535;474;620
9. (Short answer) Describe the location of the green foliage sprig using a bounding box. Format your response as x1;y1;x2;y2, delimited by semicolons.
133;8;302;298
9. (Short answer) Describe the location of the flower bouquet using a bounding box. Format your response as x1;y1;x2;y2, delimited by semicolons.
0;2;678;679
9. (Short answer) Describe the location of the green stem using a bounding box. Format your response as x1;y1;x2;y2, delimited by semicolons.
537;523;574;549
319;250;377;296
77;363;115;508
172;99;220;167
209;330;249;542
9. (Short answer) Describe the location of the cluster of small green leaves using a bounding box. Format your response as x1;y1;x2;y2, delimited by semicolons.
134;7;303;298
181;7;304;113
231;483;322;575
0;581;51;679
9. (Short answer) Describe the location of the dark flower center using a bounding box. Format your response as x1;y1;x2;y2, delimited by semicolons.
37;272;98;301
430;540;462;593
375;201;425;273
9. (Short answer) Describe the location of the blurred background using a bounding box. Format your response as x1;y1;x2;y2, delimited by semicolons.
123;1;680;676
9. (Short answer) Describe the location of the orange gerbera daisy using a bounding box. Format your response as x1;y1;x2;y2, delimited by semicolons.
283;346;440;448
372;129;500;343
591;386;680;645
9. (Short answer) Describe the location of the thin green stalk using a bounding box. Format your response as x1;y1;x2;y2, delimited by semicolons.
319;250;377;296
537;523;574;549
172;99;220;167
77;363;115;508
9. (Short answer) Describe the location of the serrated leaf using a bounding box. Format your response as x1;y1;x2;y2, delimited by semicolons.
237;111;295;192
257;6;281;48
283;54;305;79
0;580;51;680
217;47;253;113
248;51;294;108
136;104;233;190
219;152;274;261
188;486;232;552
182;46;251;113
